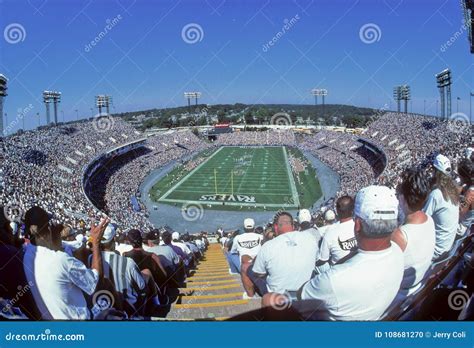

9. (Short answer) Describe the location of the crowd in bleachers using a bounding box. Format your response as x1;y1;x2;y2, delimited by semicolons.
221;149;474;320
0;112;473;320
214;130;296;146
0;119;143;230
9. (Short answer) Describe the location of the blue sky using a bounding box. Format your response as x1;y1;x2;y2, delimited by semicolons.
0;0;473;132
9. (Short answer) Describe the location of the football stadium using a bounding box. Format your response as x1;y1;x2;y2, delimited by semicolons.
0;0;473;328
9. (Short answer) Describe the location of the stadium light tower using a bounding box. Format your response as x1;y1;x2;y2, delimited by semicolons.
95;95;111;115
311;88;328;115
393;86;401;112
400;85;411;114
184;92;193;112
393;85;410;113
43;91;51;125
0;74;8;137
436;69;452;120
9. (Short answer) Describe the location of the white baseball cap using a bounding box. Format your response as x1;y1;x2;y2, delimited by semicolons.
324;210;336;222
172;231;180;241
101;224;117;244
244;218;255;229
433;154;452;175
298;209;312;223
355;185;398;221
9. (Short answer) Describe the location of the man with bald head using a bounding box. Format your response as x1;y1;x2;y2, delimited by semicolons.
248;212;319;294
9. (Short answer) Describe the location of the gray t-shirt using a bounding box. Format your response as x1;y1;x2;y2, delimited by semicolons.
147;245;180;268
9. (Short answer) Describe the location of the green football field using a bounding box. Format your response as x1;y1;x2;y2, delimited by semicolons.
150;146;322;210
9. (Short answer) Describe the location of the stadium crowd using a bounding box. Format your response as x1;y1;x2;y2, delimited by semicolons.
0;112;472;320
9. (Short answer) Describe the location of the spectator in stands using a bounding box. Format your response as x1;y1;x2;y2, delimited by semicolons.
458;158;474;235
90;224;146;316
228;218;262;277
317;196;357;267
391;168;435;300
280;186;404;320
298;209;320;240
123;229;168;288
171;231;193;269
230;218;263;299
249;212;319;295
23;206;110;320
0;207;39;319
318;209;336;237
424;154;460;261
145;229;181;273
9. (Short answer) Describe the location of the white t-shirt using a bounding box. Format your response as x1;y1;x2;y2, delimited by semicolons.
423;189;459;259
252;230;319;293
230;232;263;258
172;241;192;255
23;244;99;320
318;219;357;264
301;242;404;321
115;243;133;255
220;237;228;247
399;215;436;290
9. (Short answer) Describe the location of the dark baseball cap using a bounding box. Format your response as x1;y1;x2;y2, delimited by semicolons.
127;229;143;245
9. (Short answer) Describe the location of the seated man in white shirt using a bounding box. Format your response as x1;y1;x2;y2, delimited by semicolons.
263;186;404;321
317;195;357;267
317;209;337;237
248;212;319;295
22;206;110;320
230;218;263;298
392;168;435;300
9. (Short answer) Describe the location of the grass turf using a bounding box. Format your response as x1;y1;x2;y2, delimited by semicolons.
150;146;322;211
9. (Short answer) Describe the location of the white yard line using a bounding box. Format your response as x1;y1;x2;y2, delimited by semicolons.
159;147;224;201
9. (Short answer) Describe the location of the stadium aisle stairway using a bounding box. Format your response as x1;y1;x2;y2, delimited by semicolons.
165;244;260;320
